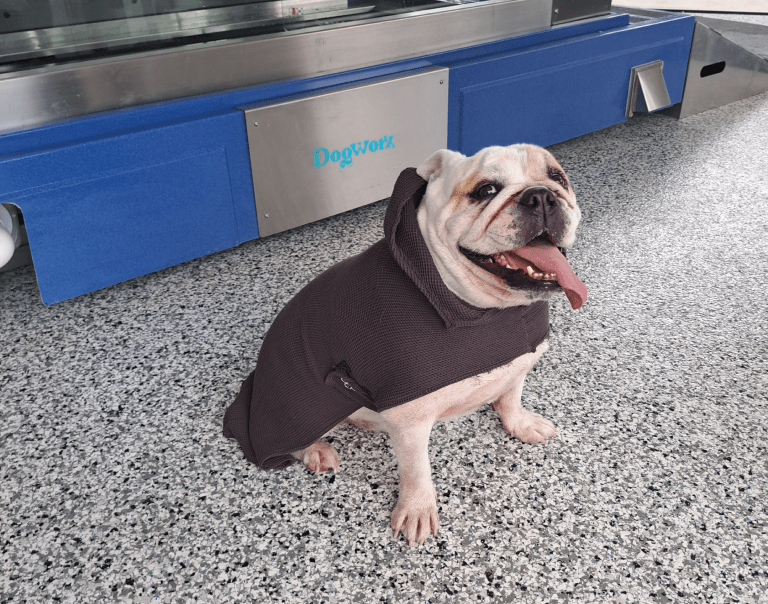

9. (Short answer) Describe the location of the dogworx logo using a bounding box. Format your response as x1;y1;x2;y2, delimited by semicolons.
313;136;395;170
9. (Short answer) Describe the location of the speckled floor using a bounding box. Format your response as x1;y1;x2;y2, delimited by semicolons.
2;18;768;604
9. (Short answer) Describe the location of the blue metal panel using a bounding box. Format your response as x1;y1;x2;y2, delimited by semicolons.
0;10;695;304
1;111;256;304
0;14;629;158
449;14;695;154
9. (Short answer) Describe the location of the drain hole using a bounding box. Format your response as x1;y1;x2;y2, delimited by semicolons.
701;61;726;77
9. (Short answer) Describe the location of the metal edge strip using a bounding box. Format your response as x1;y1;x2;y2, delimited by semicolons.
0;2;378;63
0;0;552;134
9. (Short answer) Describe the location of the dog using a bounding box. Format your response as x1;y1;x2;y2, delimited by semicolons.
224;144;587;546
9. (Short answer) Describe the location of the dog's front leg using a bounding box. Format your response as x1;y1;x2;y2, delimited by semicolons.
387;420;439;546
492;370;557;444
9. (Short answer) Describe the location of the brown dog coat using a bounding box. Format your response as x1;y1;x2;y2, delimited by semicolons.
223;168;549;469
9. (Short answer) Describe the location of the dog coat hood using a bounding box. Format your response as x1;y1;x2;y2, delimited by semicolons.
223;168;549;469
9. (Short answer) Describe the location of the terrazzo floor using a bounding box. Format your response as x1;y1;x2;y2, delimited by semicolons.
2;19;768;604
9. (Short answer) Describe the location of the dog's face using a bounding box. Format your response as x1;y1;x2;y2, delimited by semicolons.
416;144;587;310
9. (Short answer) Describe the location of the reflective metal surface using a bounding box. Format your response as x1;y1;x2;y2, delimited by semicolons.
0;1;380;63
551;0;611;26
243;68;448;236
0;0;263;32
611;1;767;12
665;18;768;119
0;0;551;134
696;16;768;61
625;59;671;117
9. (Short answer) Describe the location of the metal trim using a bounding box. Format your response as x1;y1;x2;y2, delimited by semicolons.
0;2;374;63
551;0;612;25
0;0;551;134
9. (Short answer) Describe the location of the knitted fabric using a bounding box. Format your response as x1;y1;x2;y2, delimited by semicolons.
223;168;549;469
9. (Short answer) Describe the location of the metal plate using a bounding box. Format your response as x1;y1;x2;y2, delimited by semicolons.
626;59;672;117
611;1;768;12
551;0;612;25
696;16;768;61
243;68;448;237
0;2;342;62
0;0;550;134
668;19;768;118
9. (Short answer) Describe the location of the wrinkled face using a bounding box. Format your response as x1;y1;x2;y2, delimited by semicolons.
416;144;587;309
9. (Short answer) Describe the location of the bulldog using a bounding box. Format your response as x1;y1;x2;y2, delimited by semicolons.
223;144;587;546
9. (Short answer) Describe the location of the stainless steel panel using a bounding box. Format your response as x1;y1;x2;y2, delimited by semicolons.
695;16;768;61
0;0;260;32
551;0;611;26
625;59;671;117
1;4;282;62
243;68;448;237
611;1;768;12
0;0;552;134
672;19;768;119
0;2;368;62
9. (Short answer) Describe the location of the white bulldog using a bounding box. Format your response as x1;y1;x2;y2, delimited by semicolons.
290;144;587;545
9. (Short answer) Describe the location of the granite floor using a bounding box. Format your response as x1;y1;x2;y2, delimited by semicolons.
2;19;768;604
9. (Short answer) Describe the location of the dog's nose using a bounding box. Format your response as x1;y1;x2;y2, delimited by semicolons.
518;187;556;209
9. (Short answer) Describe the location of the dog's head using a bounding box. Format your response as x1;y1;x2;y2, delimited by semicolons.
416;144;587;310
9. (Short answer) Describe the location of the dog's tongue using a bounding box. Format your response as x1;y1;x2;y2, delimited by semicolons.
505;238;587;310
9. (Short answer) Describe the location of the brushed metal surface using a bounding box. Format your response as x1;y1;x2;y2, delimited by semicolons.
551;0;612;26
0;0;259;31
0;1;375;62
0;0;551;134
1;4;282;62
695;16;768;61
625;60;671;117
612;1;768;12
673;20;768;118
243;68;448;237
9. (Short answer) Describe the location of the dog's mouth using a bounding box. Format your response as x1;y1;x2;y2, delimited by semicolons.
460;234;587;309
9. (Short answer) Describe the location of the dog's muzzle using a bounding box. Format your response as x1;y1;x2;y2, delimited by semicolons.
460;232;587;310
512;187;570;245
518;186;557;209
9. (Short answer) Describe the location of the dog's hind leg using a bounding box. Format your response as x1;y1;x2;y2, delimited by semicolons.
293;440;340;472
292;424;343;472
292;407;386;472
347;406;387;431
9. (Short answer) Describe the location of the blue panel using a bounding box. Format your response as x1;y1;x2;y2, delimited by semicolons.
0;10;695;304
448;14;694;154
1;111;256;304
0;14;630;158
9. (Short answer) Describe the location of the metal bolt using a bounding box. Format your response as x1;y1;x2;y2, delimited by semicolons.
254;122;259;126
440;80;444;84
265;214;270;218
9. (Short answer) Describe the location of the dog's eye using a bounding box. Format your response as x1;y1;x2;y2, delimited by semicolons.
549;169;568;190
471;183;499;201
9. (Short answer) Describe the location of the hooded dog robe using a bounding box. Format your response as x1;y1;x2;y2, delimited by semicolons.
223;168;549;469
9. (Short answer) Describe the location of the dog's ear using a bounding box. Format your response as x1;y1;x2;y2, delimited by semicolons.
416;149;465;182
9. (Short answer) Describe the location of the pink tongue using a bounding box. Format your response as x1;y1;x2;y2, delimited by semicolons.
503;238;587;310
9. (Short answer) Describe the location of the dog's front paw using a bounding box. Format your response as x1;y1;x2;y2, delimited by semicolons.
391;488;439;546
295;440;339;472
500;408;557;444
